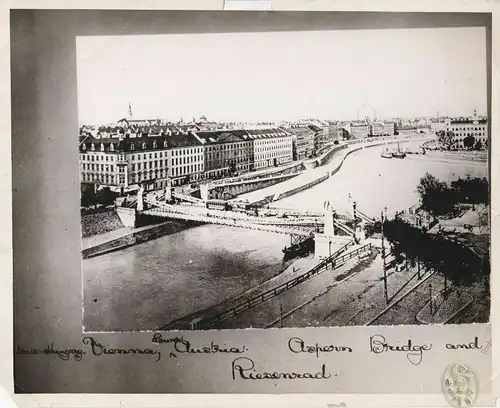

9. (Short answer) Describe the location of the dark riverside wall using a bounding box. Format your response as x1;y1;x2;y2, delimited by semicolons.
80;209;124;238
82;220;198;259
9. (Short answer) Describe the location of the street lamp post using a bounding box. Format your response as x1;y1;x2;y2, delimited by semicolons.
353;201;358;242
381;210;388;304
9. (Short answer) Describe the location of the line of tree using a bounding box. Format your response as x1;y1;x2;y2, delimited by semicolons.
383;217;488;288
436;130;454;148
436;130;485;150
417;173;488;216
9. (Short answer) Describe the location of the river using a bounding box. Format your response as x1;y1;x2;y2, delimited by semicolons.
83;141;488;331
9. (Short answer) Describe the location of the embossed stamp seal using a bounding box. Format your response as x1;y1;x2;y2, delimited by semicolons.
442;363;478;407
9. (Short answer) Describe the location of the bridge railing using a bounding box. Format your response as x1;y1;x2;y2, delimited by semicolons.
332;218;355;236
144;207;314;236
356;210;375;224
145;197;324;226
195;242;372;329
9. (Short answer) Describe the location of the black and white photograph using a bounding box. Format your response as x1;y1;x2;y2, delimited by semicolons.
10;7;496;399
78;24;490;333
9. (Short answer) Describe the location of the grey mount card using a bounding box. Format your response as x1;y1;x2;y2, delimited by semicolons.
7;5;498;408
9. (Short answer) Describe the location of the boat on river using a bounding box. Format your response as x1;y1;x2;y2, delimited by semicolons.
392;142;406;159
381;148;393;159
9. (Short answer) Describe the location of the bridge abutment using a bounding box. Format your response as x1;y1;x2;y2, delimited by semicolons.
314;233;353;260
116;207;137;228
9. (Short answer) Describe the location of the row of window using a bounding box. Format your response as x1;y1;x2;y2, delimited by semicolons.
81;154;116;162
81;163;115;172
256;146;292;153
453;132;487;137
81;173;115;184
131;170;167;183
131;160;168;171
171;155;203;166
450;126;487;132
205;143;252;152
170;164;203;177
130;152;166;161
170;147;203;156
256;151;292;160
255;157;292;168
207;152;252;161
82;142;203;154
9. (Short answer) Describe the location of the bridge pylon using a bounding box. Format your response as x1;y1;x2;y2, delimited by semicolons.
137;185;144;212
164;178;173;202
314;201;353;260
323;201;336;236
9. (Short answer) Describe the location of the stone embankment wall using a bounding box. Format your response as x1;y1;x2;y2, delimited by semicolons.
269;137;430;204
81;209;124;238
82;220;194;259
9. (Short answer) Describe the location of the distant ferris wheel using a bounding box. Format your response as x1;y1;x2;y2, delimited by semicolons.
357;104;377;123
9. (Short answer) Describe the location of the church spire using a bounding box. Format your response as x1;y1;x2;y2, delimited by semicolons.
128;101;133;120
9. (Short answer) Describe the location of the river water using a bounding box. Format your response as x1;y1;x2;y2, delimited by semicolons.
83;142;488;331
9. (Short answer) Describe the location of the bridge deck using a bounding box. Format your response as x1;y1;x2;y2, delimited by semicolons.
143;207;314;236
142;197;359;236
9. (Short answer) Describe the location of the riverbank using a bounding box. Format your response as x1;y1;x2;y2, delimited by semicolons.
82;219;197;259
416;150;487;163
239;136;433;206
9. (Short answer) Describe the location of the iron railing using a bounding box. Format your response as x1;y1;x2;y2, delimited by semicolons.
195;241;371;329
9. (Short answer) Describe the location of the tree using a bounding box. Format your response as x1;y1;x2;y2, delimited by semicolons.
474;140;483;150
95;187;119;207
450;176;489;204
81;183;97;208
436;130;453;148
417;173;458;216
463;134;475;150
364;220;382;238
383;218;486;289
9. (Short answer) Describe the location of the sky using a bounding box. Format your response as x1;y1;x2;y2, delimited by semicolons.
76;27;487;125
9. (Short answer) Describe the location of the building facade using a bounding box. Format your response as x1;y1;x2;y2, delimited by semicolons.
79;131;207;191
165;134;205;186
350;123;371;138
287;125;315;160
246;128;293;170
195;130;254;179
371;121;395;136
445;118;488;149
327;121;339;142
307;124;326;153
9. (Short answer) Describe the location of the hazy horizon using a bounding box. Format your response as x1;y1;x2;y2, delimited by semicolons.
77;27;487;126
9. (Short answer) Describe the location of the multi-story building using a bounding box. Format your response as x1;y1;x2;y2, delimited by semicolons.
445;117;488;149
307;124;326;153
350;123;371;138
287;125;315;160
246;128;293;170
327;121;339;143
80;135;166;193
195;130;254;179
79;131;206;192
371;121;395;136
165;133;205;186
